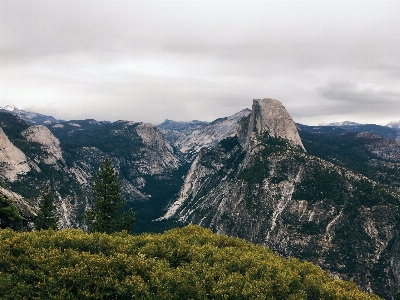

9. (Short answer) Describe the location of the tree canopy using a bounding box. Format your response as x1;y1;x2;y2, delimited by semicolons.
85;156;134;233
0;193;22;230
35;185;58;230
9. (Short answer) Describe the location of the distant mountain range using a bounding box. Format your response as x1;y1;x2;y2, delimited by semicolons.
0;105;63;125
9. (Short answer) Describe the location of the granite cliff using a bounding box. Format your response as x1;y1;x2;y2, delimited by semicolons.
162;98;400;299
159;109;251;160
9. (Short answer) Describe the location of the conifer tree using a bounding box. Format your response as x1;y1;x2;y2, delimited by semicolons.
35;185;58;230
0;193;22;229
85;156;135;233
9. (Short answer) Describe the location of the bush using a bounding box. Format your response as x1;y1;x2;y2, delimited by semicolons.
0;226;381;299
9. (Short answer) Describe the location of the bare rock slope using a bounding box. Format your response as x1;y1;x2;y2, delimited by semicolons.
162;98;400;299
22;125;63;164
159;109;251;159
0;128;30;182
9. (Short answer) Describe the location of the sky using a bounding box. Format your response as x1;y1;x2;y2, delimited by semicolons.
1;1;399;125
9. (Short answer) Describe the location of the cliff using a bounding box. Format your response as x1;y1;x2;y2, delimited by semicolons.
162;98;400;299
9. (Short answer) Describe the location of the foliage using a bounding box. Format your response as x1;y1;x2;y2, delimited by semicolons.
0;180;6;189
0;193;22;230
47;120;144;165
298;130;400;190
129;164;190;234
85;157;135;233
0;225;381;300
237;134;302;185
35;186;58;230
292;166;347;205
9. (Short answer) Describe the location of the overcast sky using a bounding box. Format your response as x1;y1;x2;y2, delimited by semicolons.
1;1;399;125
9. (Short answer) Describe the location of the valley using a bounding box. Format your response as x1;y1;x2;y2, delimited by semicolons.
1;100;400;299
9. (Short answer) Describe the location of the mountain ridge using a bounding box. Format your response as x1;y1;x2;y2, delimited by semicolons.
160;98;400;299
2;102;400;298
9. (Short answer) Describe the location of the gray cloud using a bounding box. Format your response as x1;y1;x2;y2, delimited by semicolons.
1;1;400;125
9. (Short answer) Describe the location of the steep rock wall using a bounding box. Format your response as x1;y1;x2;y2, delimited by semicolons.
22;125;63;164
0;128;30;182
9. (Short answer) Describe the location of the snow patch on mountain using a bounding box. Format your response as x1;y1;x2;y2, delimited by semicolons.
319;121;361;126
0;105;62;125
387;120;400;130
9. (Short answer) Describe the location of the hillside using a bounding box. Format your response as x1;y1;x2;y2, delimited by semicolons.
0;113;188;232
298;129;400;192
0;226;381;300
161;99;400;299
158;109;251;160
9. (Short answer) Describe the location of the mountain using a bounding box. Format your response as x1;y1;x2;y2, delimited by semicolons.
0;105;62;125
300;123;400;141
298;128;400;192
387;121;400;130
158;119;209;132
158;109;251;159
160;98;400;299
320;121;361;126
2;102;400;298
0;113;188;232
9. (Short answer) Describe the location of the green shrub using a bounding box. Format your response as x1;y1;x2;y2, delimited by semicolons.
0;226;380;299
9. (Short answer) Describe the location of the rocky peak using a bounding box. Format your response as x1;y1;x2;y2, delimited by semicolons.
238;98;305;150
2;105;17;112
22;125;63;164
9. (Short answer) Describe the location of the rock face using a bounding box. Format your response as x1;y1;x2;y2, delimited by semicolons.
238;99;304;150
179;109;252;154
162;98;400;299
22;125;63;164
159;109;251;159
0;128;30;182
135;123;181;174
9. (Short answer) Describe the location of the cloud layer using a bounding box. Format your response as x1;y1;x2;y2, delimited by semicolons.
1;1;399;125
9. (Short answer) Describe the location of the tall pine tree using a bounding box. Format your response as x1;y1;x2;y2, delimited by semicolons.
35;185;58;230
85;156;135;233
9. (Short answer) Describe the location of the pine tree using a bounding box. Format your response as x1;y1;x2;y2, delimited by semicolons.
85;156;135;233
35;185;58;230
0;193;22;229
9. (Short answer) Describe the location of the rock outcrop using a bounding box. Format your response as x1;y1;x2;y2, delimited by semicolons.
178;109;251;155
0;128;30;182
22;125;63;164
159;109;251;159
238;98;304;150
135;123;181;174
